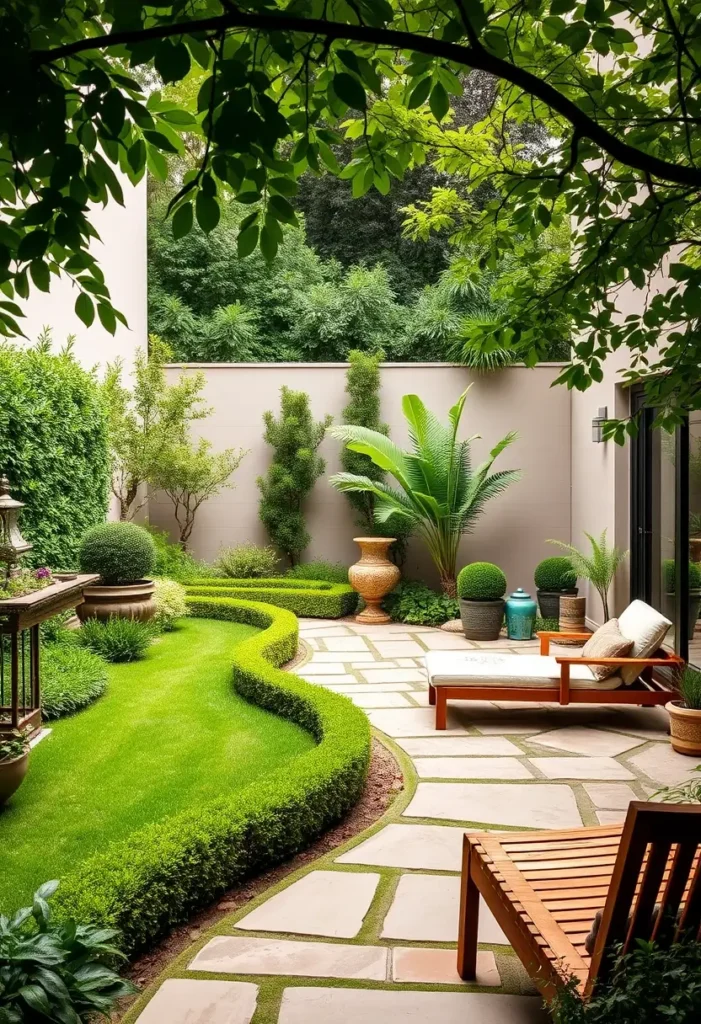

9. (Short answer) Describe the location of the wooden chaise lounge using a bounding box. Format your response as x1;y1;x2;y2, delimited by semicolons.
457;802;701;1000
426;600;682;729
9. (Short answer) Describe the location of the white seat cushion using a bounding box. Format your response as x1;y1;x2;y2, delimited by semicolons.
425;652;623;691
617;600;672;685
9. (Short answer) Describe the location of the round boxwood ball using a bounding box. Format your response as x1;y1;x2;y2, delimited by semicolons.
457;562;507;601
79;522;156;585
534;556;577;592
663;558;701;593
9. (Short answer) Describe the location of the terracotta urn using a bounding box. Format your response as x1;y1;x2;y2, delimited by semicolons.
348;537;400;625
668;702;701;756
77;580;156;622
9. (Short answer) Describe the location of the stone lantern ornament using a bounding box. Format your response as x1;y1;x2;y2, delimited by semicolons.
0;475;33;580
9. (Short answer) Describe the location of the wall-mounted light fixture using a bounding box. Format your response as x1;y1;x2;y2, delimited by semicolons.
591;407;608;444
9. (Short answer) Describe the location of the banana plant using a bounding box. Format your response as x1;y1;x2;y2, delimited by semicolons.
329;387;521;596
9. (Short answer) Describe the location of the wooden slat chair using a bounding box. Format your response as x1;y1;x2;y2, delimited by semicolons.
457;802;701;1002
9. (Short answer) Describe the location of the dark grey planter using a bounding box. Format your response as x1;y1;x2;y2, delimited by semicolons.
536;588;578;620
459;598;504;641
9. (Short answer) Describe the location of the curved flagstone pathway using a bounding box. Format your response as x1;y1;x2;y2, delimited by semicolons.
130;618;701;1024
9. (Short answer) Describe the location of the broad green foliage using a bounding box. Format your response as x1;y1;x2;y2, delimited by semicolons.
216;543;280;578
41;643;108;719
384;579;459;625
0;334;109;568
79;521;156;584
258;387;332;565
77;616;155;662
149;525;211;581
457;561;507;600
186;577;358;617
549;530;627;621
329;386;520;594
534;556;577;592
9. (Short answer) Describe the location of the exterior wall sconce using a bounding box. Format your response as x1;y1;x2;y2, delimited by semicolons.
592;407;608;443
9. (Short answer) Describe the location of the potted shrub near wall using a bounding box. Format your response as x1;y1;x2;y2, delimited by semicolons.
457;562;507;641
663;559;701;639
0;733;29;804
533;556;578;619
77;522;157;622
669;667;701;756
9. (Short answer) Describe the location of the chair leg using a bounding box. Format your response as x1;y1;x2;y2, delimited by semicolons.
435;688;447;729
457;838;480;980
428;683;436;706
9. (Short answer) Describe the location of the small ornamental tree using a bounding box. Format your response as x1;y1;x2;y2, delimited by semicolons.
340;350;388;531
258;387;332;566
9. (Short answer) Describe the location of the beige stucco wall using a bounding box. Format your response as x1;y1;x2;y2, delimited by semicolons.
148;362;572;594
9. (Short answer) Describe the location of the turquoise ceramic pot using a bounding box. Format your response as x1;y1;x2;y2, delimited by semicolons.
505;588;537;640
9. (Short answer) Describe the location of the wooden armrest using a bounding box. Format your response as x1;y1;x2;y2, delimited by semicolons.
556;655;682;667
537;630;590;655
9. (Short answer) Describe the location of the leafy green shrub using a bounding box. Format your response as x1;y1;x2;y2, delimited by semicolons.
663;558;701;592
551;941;701;1024
679;666;701;711
153;578;188;631
79;522;156;584
149;526;212;582
0;733;28;764
287;560;349;584
186;578;357;617
39;609;76;646
77;617;154;663
457;562;507;601
55;597;371;956
534;556;577;591
0;879;136;1022
216;543;280;578
0;337;109;568
41;644;108;719
534;616;559;633
384;580;458;625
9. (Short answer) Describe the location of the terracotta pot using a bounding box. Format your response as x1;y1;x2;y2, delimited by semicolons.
348;538;400;625
0;751;29;805
459;598;504;641
536;588;578;620
77;580;156;622
668;701;701;756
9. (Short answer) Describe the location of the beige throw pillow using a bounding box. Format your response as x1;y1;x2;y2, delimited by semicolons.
581;618;634;681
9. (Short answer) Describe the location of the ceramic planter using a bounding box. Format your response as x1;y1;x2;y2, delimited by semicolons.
668;701;701;756
0;751;29;804
77;580;156;622
459;598;504;641
348;537;400;625
536;588;578;620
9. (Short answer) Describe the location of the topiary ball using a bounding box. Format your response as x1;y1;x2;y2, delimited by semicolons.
79;522;156;585
534;556;577;592
457;562;507;601
664;558;701;593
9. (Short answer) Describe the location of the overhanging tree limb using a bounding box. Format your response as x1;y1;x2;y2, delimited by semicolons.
32;11;701;189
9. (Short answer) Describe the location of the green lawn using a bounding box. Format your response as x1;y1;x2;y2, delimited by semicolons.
0;617;315;911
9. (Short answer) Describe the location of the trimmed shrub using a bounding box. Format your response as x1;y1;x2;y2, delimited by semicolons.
287;561;349;584
186;578;358;617
663;558;701;592
457;562;507;601
149;527;211;582
153;578;188;631
79;522;156;584
54;597;371;956
0;338;109;568
77;617;154;663
216;543;280;578
41;645;108;719
39;609;75;646
534;556;577;591
534;616;559;634
384;580;458;626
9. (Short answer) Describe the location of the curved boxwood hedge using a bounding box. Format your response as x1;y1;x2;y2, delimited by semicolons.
185;577;358;618
54;597;371;956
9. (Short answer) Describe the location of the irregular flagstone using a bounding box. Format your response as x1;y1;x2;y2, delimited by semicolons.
361;668;426;684
374;640;428;657
528;726;644;757
381;874;507;943
327;682;418;693
404;782;582;828
604;706;671;739
277;987;547;1024
312;651;376;662
299;674;359;686
628;743;701;786
530;757;635;780
234;870;380;939
413;757;533;780
323;636;370;651
347;692;414;708
135;980;258;1024
294;661;347;675
584;783;639;809
351;661;402;670
419;633;475;650
391;947;500;987
595;809;627;824
396;736;522;757
336;823;467;871
368;708;468;737
189;936;388;981
298;627;353;638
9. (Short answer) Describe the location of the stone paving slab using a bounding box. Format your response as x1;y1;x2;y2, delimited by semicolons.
189;936;388;981
327;682;418;693
396;736;522;757
277;987;547;1023
628;744;701;785
368;708;468;737
348;692;414;709
323;636;370;651
530;757;635;780
381;874;507;944
419;633;476;650
413;757;533;780
235;871;380;939
361;668;427;684
299;674;359;686
405;782;582;828
595;810;627;824
336;823;467;871
584;783;639;809
391;947;500;987
313;651;377;662
374;640;428;657
135;980;258;1024
295;661;347;675
528;726;644;757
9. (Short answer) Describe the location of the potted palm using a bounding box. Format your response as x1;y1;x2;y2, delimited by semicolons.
663;559;701;640
548;530;627;621
77;522;157;622
669;667;701;756
457;562;507;640
533;556;578;619
0;733;29;804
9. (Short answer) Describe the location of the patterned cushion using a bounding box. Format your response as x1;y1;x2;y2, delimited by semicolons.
581;619;634;681
617;600;672;685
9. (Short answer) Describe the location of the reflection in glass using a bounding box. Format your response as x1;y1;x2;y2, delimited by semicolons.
689;413;701;668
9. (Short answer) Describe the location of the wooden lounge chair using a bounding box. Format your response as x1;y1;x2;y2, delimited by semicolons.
457;802;701;1001
426;600;683;729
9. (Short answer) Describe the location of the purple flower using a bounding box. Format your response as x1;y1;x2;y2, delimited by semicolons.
35;567;52;580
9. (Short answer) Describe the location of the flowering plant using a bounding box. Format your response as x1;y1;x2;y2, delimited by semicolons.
0;566;54;599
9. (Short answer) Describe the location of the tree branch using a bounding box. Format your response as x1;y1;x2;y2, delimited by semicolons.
32;11;701;188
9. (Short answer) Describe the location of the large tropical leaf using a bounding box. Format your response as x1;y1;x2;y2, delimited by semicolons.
327;425;411;488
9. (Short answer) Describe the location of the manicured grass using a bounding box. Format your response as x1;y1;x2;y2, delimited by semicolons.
0;617;315;911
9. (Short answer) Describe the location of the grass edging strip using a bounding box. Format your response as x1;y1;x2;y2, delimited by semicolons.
54;597;371;957
185;578;358;618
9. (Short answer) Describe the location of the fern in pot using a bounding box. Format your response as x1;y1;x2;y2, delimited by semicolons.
669;667;701;757
77;522;157;622
457;562;507;641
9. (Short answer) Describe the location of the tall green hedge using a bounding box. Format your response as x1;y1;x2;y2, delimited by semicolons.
54;597;371;955
185;577;358;617
0;341;109;568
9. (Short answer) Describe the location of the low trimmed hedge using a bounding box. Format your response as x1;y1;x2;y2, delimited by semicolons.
54;597;371;956
185;577;358;618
